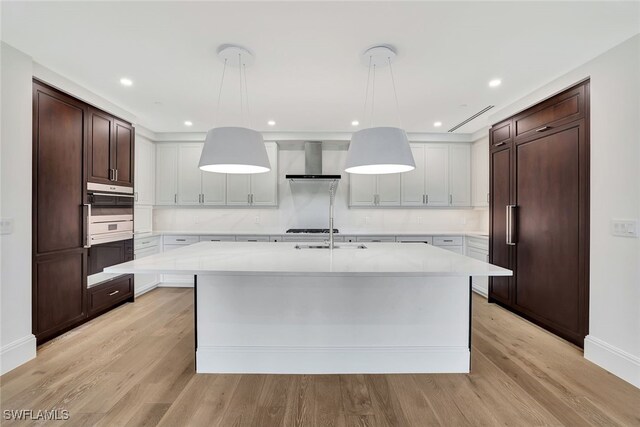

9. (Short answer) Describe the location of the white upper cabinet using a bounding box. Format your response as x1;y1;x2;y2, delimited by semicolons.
177;143;203;205
401;145;425;206
134;135;155;205
424;144;450;206
448;144;471;206
471;137;489;207
155;144;178;205
398;143;470;208
349;173;401;207
225;142;279;206
201;169;226;205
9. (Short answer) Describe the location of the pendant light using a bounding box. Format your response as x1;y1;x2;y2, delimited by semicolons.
345;45;415;175
199;45;270;174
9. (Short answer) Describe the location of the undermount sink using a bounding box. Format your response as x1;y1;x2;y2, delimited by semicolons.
294;244;367;250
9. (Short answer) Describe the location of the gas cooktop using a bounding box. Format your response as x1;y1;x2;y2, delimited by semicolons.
286;229;339;234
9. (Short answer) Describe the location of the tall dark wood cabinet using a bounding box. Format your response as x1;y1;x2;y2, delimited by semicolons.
33;80;135;344
489;80;590;348
32;81;89;343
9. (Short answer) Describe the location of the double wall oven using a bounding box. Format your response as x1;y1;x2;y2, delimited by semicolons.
86;183;134;287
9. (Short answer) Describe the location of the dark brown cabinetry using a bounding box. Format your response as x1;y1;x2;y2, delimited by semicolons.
88;275;133;316
87;107;134;188
489;80;589;348
33;80;135;344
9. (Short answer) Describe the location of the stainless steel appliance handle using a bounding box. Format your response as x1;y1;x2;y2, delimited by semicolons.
91;192;135;198
84;203;92;248
115;169;119;181
506;205;517;245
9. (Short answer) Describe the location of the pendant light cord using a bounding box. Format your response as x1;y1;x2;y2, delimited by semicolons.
388;56;403;128
214;58;228;127
243;62;251;128
238;53;244;126
370;64;376;127
361;55;372;128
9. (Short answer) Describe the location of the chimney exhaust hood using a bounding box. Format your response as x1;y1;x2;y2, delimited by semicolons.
286;141;341;181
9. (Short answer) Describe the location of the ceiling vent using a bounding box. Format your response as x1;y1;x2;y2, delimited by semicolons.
447;105;495;132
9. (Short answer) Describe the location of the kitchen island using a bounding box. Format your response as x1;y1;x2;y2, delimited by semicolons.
106;241;511;374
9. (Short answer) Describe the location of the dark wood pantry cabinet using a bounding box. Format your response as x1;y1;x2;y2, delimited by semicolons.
489;80;590;347
32;80;135;344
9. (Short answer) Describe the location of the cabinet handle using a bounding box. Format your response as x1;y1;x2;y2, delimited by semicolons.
449;194;453;205
506;205;517;245
535;126;551;132
176;239;186;242
425;194;429;204
250;194;254;204
174;194;177;204
134;192;138;202
494;141;506;147
487;193;490;203
109;290;120;296
115;169;118;181
248;194;251;204
202;193;205;203
83;203;92;248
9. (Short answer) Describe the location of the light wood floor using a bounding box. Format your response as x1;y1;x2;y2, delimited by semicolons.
1;288;639;426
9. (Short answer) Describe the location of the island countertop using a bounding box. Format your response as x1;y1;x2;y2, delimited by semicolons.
106;241;511;277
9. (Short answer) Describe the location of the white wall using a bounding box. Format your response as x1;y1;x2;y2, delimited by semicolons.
0;42;36;374
489;34;640;388
154;147;485;234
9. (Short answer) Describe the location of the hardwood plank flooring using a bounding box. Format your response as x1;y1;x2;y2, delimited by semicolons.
1;288;639;426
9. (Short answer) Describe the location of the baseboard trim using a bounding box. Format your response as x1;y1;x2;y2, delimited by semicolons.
158;282;194;288
196;345;470;374
585;335;640;389
471;284;488;298
1;334;36;375
135;281;159;297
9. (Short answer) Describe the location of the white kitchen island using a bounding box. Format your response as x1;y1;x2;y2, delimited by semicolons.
106;241;511;374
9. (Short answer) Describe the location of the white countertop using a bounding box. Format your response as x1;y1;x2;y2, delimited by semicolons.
106;241;509;277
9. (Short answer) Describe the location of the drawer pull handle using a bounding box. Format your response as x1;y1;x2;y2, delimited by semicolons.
109;290;120;296
176;239;186;242
535;126;551;132
443;240;453;242
494;141;506;147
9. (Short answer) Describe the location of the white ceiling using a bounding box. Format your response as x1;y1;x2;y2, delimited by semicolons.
2;1;639;134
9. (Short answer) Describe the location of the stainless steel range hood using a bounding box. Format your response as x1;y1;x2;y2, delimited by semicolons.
286;141;341;181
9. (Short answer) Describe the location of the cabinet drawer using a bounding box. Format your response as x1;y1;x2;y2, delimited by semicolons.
235;235;270;242
163;235;199;245
513;84;585;140
396;236;433;244
356;236;396;242
88;275;132;315
135;246;160;258
466;247;489;262
199;235;236;242
433;236;463;246
134;235;160;251
467;236;489;251
438;245;464;255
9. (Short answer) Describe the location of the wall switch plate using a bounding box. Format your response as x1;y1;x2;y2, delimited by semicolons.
0;218;14;235
610;219;638;238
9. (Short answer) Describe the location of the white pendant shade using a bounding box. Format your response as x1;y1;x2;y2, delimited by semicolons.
345;127;415;174
199;127;270;174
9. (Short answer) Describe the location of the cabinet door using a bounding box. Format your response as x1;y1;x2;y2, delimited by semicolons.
424;144;449;206
177;143;203;205
250;142;278;206
201;171;226;205
88;108;113;185
349;173;376;206
401;144;425;206
449;144;471;206
472;138;489;207
489;146;512;304
135;137;154;205
113;120;134;187
376;174;401;206
155;144;178;205
226;174;251;205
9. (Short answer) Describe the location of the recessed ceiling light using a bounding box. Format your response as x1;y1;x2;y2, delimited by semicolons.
184;121;193;127
351;120;360;126
433;121;442;127
120;77;133;87
489;79;502;88
267;120;276;126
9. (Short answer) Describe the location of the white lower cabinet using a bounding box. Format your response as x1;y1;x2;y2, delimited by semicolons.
466;236;489;296
433;235;464;254
134;235;161;295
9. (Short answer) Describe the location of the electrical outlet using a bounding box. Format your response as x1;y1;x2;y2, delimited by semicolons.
417;217;423;225
611;219;638;237
364;216;370;225
0;218;14;235
254;216;260;224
